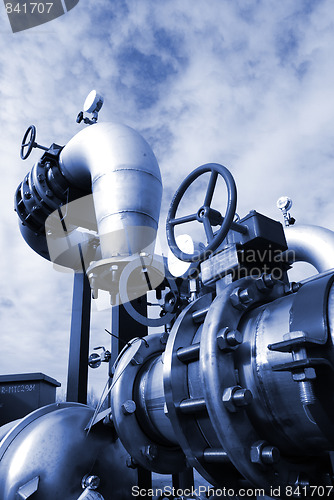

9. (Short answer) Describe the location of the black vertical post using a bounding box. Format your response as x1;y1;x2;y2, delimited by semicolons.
109;296;148;370
110;295;152;490
66;271;91;403
172;468;195;492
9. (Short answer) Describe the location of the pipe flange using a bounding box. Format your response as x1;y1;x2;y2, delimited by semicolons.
163;294;241;488
200;276;330;495
110;333;186;474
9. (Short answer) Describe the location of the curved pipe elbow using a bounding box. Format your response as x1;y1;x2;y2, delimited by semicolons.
285;224;334;273
59;122;162;259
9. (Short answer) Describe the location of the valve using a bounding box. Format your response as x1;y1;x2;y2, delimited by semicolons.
20;125;49;160
88;346;111;369
166;163;244;262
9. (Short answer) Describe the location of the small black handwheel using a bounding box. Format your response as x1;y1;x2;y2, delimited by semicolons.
20;125;36;160
166;163;237;262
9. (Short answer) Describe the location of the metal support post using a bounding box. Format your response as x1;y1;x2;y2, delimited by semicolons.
66;271;91;403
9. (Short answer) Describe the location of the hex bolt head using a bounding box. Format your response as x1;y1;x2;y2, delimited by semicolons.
141;444;158;461
239;287;255;304
223;386;253;413
256;274;275;292
230;288;242;308
250;440;280;465
230;287;255;310
121;399;136;415
217;328;243;352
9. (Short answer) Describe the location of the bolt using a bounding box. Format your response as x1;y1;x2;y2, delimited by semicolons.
24;191;32;199
110;265;118;281
126;456;138;469
46;190;53;198
164;402;169;417
299;381;316;405
222;386;253;413
37;173;45;182
141;444;158;461
160;331;169;345
103;412;114;427
121;399;136;415
250;440;280;465
217;327;243;352
130;353;143;365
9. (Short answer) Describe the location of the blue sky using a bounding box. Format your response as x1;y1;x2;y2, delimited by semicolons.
1;0;334;396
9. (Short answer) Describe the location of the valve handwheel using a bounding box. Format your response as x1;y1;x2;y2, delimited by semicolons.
20;125;37;160
166;163;237;262
20;125;49;160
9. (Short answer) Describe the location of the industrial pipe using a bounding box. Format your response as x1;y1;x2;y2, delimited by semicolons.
15;122;162;268
284;224;334;273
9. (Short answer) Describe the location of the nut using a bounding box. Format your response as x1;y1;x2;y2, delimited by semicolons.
250;440;280;465
292;368;316;382
222;386;252;413
230;287;255;310
256;274;275;292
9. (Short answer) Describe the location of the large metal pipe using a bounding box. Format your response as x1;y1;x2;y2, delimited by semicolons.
284;224;334;273
59;122;162;259
16;122;163;267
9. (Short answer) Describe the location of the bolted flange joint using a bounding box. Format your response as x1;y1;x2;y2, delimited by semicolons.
217;327;243;352
222;385;253;413
250;440;280;465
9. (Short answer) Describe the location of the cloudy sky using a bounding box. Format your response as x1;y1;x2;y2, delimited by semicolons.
1;0;334;398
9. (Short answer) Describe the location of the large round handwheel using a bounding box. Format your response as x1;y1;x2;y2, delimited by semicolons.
20;125;37;160
166;163;237;262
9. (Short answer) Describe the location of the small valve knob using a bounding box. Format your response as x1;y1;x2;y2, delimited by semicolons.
88;346;111;369
277;196;295;226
